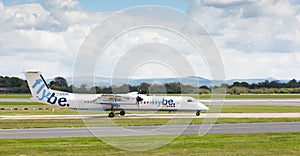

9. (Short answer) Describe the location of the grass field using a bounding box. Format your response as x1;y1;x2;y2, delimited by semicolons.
0;132;299;155
0;109;78;115
0;102;47;107
1;95;299;156
0;118;300;129
0;94;31;99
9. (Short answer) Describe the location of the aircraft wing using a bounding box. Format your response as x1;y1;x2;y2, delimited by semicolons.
93;93;140;108
96;101;137;107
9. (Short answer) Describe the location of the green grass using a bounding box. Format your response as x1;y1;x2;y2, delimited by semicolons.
0;109;79;115
0;132;299;155
0;94;31;99
0;102;47;107
0;118;300;129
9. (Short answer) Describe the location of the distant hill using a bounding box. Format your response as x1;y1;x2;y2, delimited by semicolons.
47;76;288;87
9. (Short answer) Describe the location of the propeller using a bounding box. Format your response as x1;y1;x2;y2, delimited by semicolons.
136;95;143;109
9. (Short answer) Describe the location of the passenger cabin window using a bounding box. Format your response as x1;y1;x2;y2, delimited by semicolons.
187;99;194;102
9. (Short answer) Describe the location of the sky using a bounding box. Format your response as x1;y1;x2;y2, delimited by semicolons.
0;0;299;80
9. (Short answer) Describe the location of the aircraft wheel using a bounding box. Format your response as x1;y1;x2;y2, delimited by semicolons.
120;110;125;116
196;111;200;116
108;112;115;118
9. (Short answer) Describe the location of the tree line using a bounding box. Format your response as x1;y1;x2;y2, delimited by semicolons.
38;77;300;94
0;76;29;93
224;79;300;94
1;76;300;94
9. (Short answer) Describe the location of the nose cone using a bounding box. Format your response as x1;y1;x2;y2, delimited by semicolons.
198;102;209;111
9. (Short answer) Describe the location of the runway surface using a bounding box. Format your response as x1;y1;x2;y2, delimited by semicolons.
0;98;33;102
0;122;299;138
1;113;300;119
199;99;300;106
1;98;300;106
1;98;299;139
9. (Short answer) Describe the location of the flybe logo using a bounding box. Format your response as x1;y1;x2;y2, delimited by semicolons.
32;78;69;107
162;99;176;108
143;98;176;108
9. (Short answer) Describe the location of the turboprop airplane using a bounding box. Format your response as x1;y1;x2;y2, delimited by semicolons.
24;71;209;118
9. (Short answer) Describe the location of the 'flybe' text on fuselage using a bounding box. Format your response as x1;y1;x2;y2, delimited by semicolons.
32;79;69;107
140;99;176;108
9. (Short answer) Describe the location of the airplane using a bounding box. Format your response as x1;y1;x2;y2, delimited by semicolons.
24;71;209;118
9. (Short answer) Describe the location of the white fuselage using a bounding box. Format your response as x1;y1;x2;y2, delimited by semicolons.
35;90;208;112
24;71;208;114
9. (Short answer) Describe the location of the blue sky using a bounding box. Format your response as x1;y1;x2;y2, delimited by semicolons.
78;0;187;12
2;0;188;12
0;0;299;79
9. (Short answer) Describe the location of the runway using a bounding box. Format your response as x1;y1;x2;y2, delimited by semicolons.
199;99;300;106
0;122;299;138
1;113;300;119
0;98;299;139
0;98;33;102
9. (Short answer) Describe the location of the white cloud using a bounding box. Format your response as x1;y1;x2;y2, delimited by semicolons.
187;0;300;53
186;0;300;79
0;3;57;31
91;26;212;79
0;30;68;54
0;0;299;80
42;0;79;10
222;49;300;79
0;0;107;78
41;0;106;31
0;0;4;10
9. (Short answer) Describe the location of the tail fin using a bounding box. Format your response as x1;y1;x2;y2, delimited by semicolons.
24;71;51;102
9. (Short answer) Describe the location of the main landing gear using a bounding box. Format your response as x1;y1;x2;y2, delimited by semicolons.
108;112;115;118
196;111;201;116
108;108;126;118
120;110;125;116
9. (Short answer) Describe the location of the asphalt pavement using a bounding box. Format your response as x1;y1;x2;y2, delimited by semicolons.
0;122;299;138
1;113;300;119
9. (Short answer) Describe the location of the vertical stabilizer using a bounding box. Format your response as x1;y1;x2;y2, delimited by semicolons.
24;71;51;102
